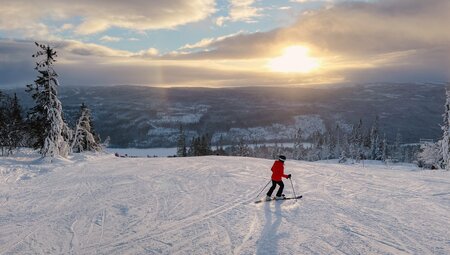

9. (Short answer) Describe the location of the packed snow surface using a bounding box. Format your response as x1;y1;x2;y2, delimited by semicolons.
1;151;449;254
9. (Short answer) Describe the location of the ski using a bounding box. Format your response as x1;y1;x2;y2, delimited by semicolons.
254;195;302;204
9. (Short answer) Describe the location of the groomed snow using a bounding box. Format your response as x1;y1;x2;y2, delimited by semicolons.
1;151;449;254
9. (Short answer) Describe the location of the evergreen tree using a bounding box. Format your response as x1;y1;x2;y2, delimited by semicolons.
334;124;342;159
71;103;101;153
187;137;195;156
418;141;441;169
176;124;187;157
200;135;207;155
235;138;251;157
338;150;348;163
381;133;387;162
394;131;403;161
215;134;226;155
26;42;71;158
370;116;380;160
440;89;450;170
200;134;212;155
293;128;304;160
0;93;25;155
0;91;7;155
341;132;350;159
272;142;281;159
327;130;336;159
188;134;211;156
350;119;363;161
8;94;24;153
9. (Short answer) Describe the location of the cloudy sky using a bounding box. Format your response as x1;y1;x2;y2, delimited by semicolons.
0;0;449;88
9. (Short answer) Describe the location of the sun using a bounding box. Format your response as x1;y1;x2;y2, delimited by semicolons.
268;46;320;73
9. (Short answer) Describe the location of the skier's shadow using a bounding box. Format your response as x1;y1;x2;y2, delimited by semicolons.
256;201;288;255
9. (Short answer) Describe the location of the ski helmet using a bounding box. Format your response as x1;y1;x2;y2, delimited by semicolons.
278;155;286;162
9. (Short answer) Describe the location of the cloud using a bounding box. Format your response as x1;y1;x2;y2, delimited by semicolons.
100;36;122;42
282;0;450;56
179;38;215;50
135;48;159;57
215;0;261;26
163;30;280;60
0;39;335;88
59;24;74;32
178;31;244;51
165;0;450;82
57;40;133;58
1;0;449;88
0;0;216;36
289;0;344;2
180;0;450;59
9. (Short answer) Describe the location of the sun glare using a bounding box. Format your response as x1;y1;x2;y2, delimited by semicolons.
268;46;320;73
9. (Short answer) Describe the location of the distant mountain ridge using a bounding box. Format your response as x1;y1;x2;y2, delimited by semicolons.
5;83;447;147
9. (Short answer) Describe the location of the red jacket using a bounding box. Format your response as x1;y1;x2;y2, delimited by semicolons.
271;160;288;181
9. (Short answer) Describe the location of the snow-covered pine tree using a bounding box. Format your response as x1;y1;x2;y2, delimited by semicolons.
187;137;195;156
334;124;342;159
418;141;441;169
325;129;336;159
8;94;25;153
71;103;101;153
235;138;251;157
26;42;71;158
188;134;211;156
97;136;109;152
0;91;7;155
200;134;212;155
381;133;387;162
394;131;403;162
320;131;333;160
293;128;304;160
370;116;380;160
271;142;281;159
440;89;450;170
350;119;363;161
341;132;350;160
0;92;25;155
176;124;187;157
215;134;226;155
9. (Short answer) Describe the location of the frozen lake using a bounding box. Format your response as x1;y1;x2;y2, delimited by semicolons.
106;143;312;158
106;147;177;157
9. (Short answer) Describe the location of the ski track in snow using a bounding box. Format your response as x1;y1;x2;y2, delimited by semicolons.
0;153;449;254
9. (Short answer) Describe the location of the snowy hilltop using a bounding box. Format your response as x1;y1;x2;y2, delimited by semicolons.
1;151;449;254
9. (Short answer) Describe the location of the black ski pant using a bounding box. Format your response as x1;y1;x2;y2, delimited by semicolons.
266;180;284;197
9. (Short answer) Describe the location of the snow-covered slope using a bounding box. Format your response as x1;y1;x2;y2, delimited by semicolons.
1;152;449;254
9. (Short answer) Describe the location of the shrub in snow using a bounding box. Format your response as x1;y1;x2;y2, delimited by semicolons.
338;151;348;163
417;141;441;169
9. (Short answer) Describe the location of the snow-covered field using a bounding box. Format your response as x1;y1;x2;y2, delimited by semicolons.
1;151;449;254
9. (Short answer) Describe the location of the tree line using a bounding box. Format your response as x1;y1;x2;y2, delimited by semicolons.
176;117;418;163
0;42;101;158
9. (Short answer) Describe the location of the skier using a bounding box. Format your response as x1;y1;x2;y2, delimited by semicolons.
266;155;291;200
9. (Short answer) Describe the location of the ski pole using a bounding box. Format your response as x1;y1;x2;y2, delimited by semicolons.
255;180;271;198
289;178;297;201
